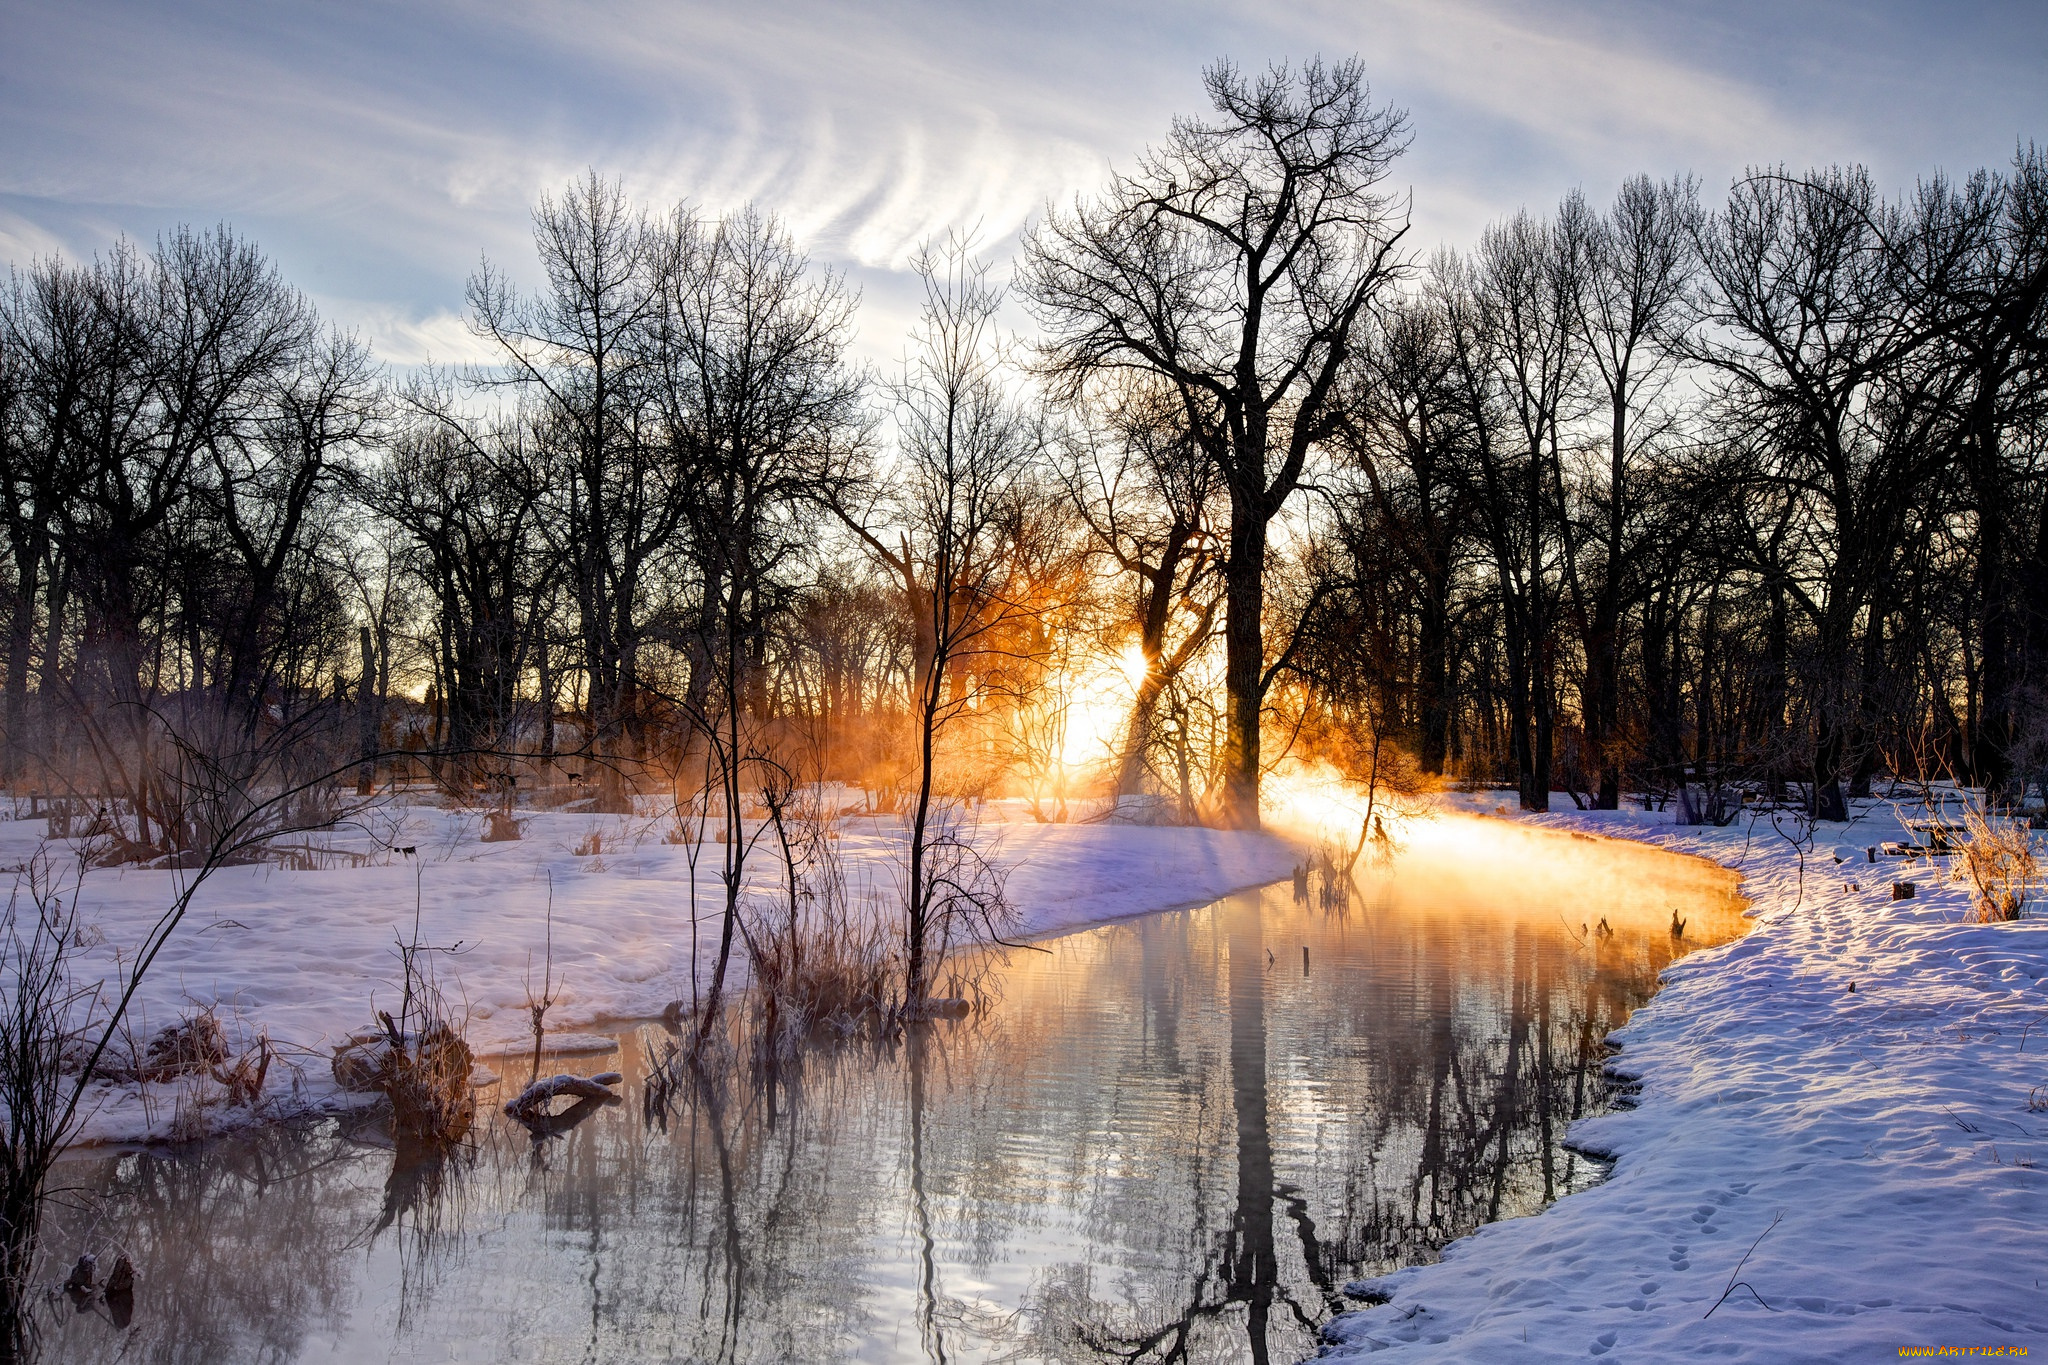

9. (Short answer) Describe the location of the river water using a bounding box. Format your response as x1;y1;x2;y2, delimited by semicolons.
37;818;1744;1364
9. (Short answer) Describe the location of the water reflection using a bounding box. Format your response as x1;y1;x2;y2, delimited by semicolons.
35;818;1743;1364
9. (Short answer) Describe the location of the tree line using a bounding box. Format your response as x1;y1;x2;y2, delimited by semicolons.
0;57;2042;840
1309;150;2048;821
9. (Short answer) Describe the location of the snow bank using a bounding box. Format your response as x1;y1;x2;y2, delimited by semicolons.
5;798;1295;1146
1320;794;2048;1362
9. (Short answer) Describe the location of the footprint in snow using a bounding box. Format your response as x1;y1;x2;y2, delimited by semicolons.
1589;1329;1619;1355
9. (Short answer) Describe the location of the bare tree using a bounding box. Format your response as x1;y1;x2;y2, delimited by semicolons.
1567;176;1700;807
0;260;94;785
1;228;359;848
836;236;1039;1010
1333;288;1473;776
467;172;677;810
360;404;552;791
1690;166;1983;819
1945;149;2048;795
1024;56;1410;828
643;205;864;1047
1050;376;1223;800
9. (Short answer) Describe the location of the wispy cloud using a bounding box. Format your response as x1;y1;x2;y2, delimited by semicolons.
2;0;2038;365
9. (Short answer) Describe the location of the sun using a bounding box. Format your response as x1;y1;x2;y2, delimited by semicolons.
1053;643;1151;771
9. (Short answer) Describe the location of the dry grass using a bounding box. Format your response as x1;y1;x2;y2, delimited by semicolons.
1953;795;2039;923
746;915;901;1051
367;880;478;1144
140;1011;230;1080
745;783;902;1056
116;1009;278;1141
379;1015;475;1143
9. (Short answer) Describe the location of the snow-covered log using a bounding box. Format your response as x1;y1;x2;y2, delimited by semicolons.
502;1072;623;1120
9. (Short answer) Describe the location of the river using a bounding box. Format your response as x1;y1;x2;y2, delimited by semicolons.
36;817;1744;1363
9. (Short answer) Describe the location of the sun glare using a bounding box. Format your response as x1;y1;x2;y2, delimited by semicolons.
1053;645;1148;770
1260;760;1443;852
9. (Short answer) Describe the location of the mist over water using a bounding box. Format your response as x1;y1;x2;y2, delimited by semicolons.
37;822;1743;1364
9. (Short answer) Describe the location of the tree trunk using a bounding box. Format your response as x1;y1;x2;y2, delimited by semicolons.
1115;664;1166;799
1503;595;1535;808
1530;637;1555;814
1973;425;2013;795
1221;503;1267;829
1811;615;1853;823
1417;569;1451;776
2;541;41;784
355;625;378;794
1763;581;1789;798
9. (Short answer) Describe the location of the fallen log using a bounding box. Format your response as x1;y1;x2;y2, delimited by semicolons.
503;1072;623;1121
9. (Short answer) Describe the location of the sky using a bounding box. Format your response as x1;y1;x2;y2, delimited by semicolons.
2;0;2044;368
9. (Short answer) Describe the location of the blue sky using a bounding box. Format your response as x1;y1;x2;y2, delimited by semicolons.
3;0;2043;365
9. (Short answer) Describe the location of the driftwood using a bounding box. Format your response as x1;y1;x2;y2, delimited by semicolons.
503;1072;623;1122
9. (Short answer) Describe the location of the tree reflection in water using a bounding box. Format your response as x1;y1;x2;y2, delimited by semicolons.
32;823;1743;1364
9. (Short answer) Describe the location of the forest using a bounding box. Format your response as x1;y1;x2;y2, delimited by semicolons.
2;57;2045;862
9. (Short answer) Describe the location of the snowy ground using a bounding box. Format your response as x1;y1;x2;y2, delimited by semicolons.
1320;791;2048;1362
6;793;1296;1145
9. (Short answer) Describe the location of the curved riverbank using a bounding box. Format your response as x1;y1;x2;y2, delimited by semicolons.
9;801;1298;1147
1318;796;2048;1363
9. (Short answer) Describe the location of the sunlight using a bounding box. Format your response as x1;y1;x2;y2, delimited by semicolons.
1262;760;1428;849
1053;643;1149;771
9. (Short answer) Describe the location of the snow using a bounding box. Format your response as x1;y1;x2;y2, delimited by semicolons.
3;796;1297;1145
1320;793;2048;1362
30;780;2045;1360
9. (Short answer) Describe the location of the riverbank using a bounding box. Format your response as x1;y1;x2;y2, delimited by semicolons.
1319;794;2048;1362
6;798;1297;1146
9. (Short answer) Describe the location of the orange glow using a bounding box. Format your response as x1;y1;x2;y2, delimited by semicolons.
1052;643;1150;771
1389;814;1750;933
1262;760;1422;847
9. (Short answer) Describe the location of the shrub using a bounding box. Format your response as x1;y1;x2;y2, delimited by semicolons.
1955;796;2038;923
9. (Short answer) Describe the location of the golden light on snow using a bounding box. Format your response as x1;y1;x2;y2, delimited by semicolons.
1262;761;1425;849
1396;814;1747;936
1259;766;1746;938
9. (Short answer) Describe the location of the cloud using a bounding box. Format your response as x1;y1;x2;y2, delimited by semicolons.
0;206;75;269
340;303;501;369
1;0;2039;368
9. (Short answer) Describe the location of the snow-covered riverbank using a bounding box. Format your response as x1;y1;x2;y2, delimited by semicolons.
10;798;1295;1146
1320;795;2048;1362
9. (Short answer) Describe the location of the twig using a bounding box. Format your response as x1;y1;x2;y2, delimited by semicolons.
525;872;558;1084
1702;1211;1783;1320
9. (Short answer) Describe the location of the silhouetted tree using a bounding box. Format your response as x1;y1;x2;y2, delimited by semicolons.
1025;56;1411;828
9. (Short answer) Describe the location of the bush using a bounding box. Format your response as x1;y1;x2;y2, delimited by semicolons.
1955;795;2038;923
